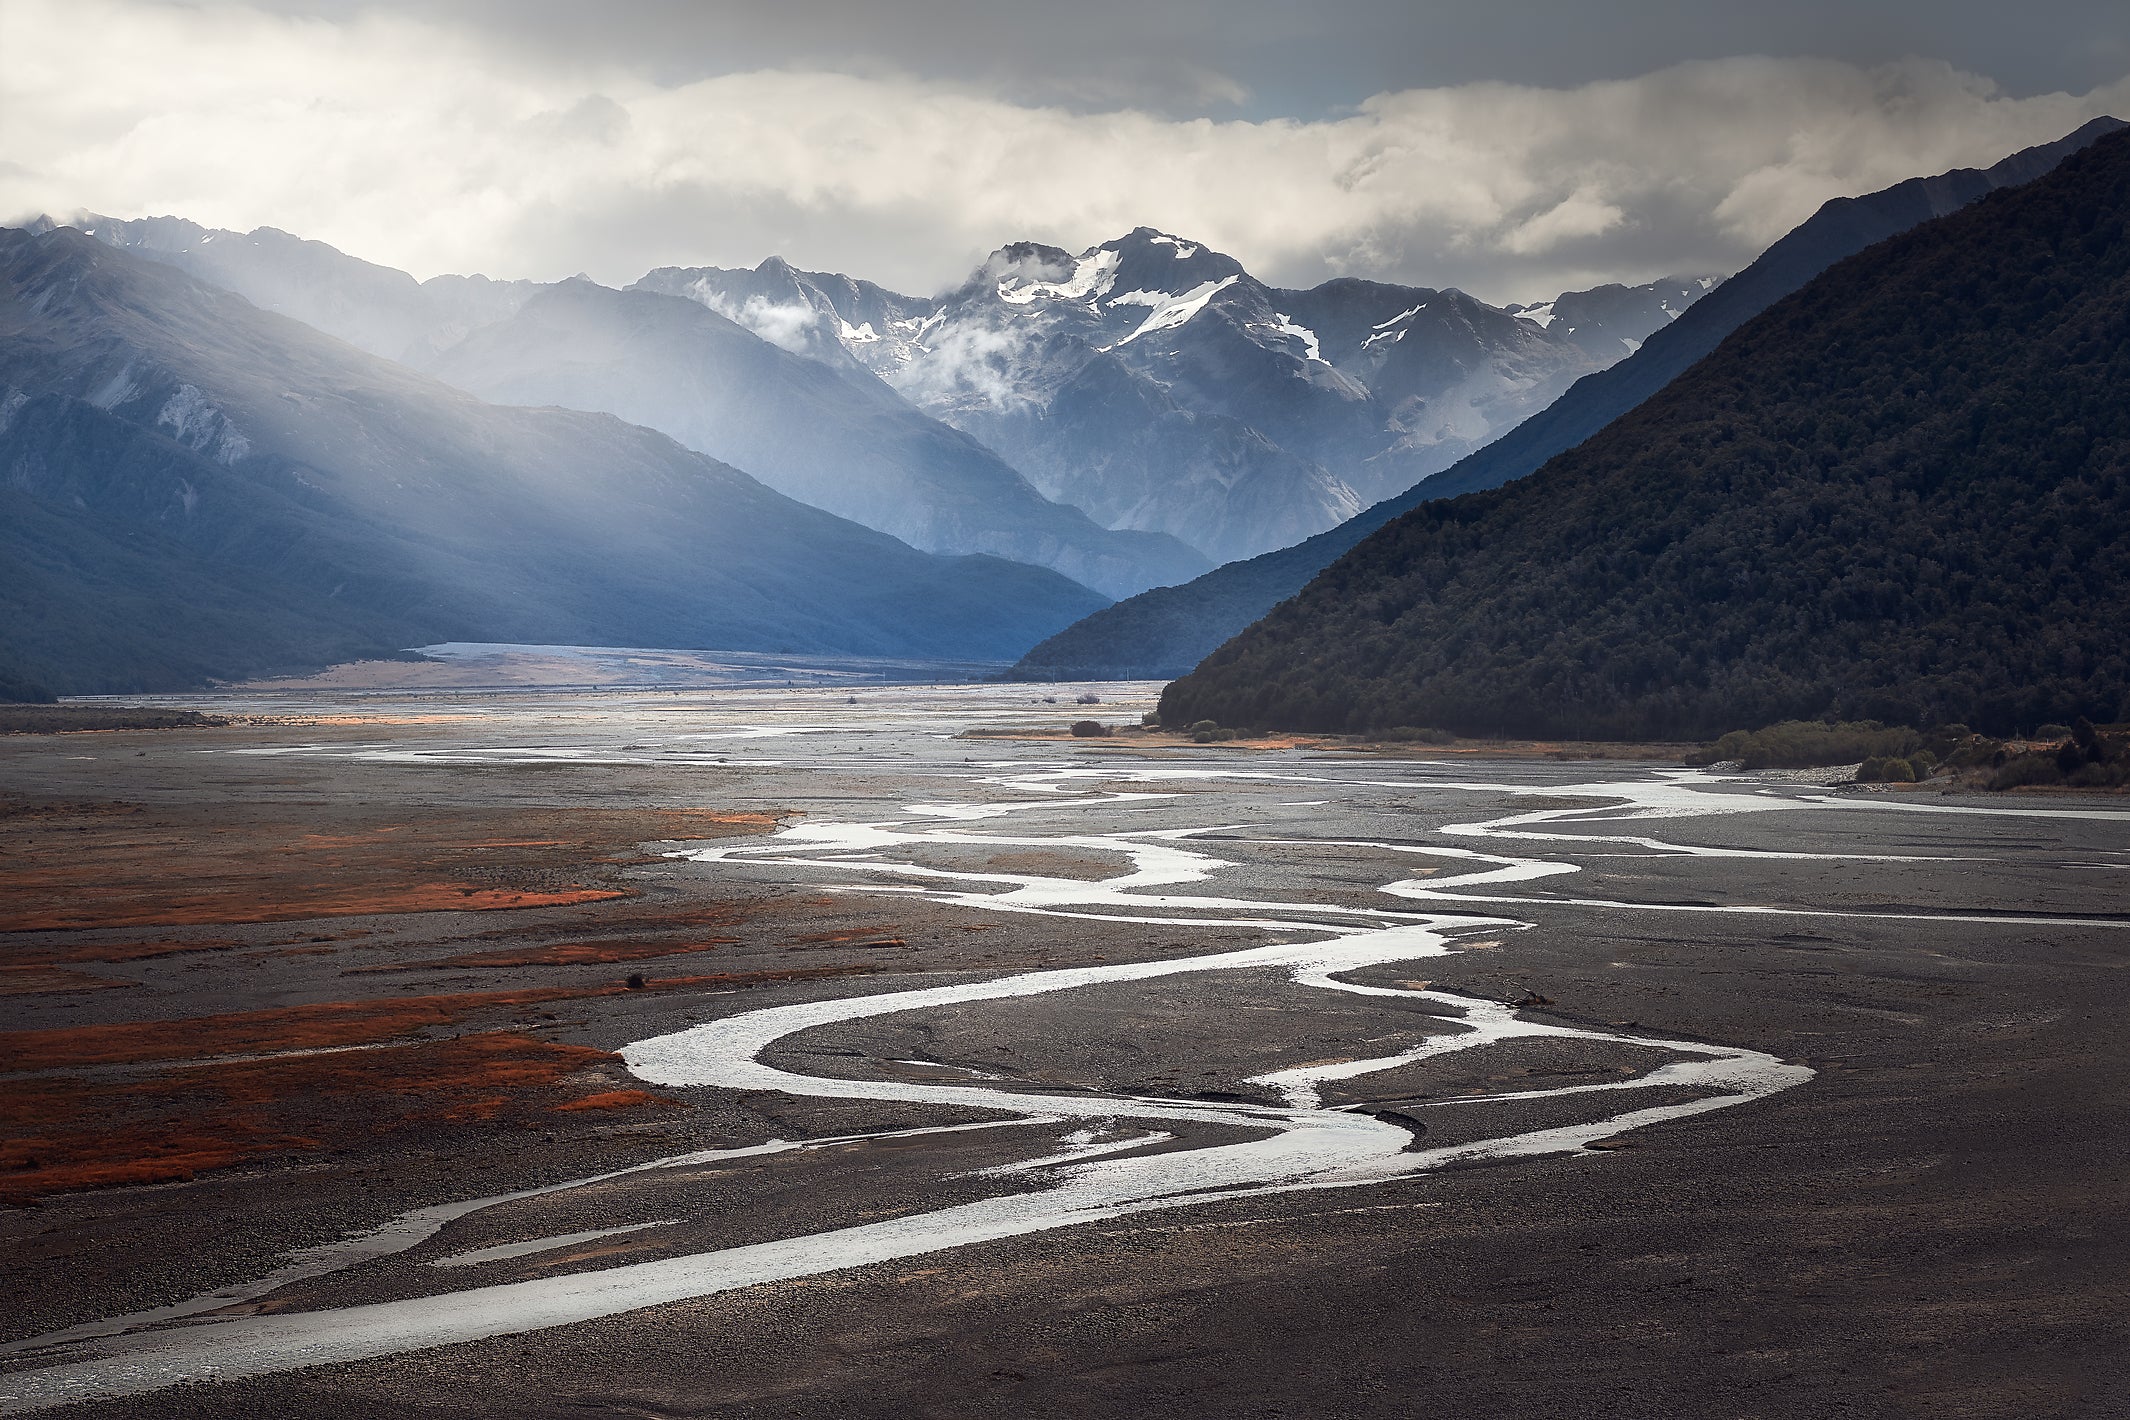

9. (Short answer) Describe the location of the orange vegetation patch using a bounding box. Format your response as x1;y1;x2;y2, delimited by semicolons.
0;1032;655;1204
554;1089;674;1113
1;884;627;933
0;802;783;934
453;902;754;942
0;960;877;1203
0;965;135;996
2;967;883;1071
9;938;244;965
786;930;908;953
352;936;741;972
2;987;611;1069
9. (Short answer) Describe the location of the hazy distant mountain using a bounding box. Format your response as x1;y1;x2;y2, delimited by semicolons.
1162;126;2130;740
59;217;1205;598
0;227;1109;693
46;214;541;366
1012;116;2128;682
651;232;1704;563
424;280;1207;598
1502;277;1719;362
635;255;935;378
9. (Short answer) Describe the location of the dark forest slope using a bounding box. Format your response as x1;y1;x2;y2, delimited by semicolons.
1017;118;2125;681
1161;129;2130;740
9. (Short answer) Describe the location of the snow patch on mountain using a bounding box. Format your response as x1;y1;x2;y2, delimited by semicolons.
1257;313;1326;363
1109;276;1237;346
998;248;1119;305
1510;299;1557;328
156;383;251;464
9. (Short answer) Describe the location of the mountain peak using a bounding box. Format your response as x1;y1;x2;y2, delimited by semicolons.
1097;228;1245;292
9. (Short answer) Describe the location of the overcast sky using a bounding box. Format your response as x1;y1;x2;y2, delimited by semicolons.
5;0;2129;303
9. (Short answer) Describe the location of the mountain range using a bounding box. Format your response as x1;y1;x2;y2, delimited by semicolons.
0;227;1108;694
14;120;2119;704
1014;116;2129;681
56;216;1204;600
1159;125;2130;739
642;232;1706;564
67;215;1698;588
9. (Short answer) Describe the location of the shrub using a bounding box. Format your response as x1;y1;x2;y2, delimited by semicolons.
1989;753;2064;790
1692;720;1919;770
2036;723;2074;740
2073;718;2109;762
1381;726;1457;745
1140;711;1161;728
1857;757;1886;782
1069;720;1109;738
1882;758;1917;783
0;670;56;704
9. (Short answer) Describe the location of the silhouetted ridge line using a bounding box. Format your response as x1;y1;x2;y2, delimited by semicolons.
1012;116;2126;682
1160;125;2130;739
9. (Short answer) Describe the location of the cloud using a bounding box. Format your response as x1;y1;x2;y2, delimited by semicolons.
4;0;2127;303
889;320;1045;413
698;292;825;353
1499;188;1626;257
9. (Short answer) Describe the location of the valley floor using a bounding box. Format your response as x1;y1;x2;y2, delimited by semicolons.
2;685;2127;1418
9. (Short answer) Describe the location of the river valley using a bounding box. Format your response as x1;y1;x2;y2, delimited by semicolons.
3;685;2127;1417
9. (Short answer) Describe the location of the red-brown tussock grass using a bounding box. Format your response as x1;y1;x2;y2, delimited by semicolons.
0;965;137;995
0;988;603;1069
348;936;739;973
1;884;629;933
554;1090;675;1112
2;965;882;1071
0;1032;657;1204
1;804;784;935
5;938;244;966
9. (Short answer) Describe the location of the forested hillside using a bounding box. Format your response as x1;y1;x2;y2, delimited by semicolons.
1018;118;2123;682
1161;130;2130;740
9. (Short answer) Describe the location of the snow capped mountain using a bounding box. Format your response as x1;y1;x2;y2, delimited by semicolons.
56;215;1205;598
1506;275;1724;361
0;226;1114;691
634;255;935;379
75;210;1715;579
655;228;1718;562
424;280;1207;598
